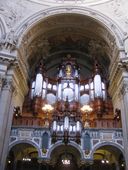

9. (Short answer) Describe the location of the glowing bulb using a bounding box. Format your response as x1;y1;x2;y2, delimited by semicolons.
81;105;92;112
106;160;109;163
101;160;105;163
42;104;54;112
62;159;70;165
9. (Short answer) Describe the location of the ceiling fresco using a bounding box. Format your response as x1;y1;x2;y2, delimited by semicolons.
21;14;113;79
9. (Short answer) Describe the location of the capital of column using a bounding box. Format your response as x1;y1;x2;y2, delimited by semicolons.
119;80;128;96
0;30;18;53
118;58;128;72
2;78;16;94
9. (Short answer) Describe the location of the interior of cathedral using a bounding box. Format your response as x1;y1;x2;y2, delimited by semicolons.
5;14;124;169
0;2;128;170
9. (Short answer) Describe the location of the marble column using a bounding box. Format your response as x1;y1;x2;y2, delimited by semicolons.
0;78;16;170
119;79;128;170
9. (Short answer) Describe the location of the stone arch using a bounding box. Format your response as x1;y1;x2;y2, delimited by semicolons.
15;6;125;49
47;141;85;160
90;141;124;160
12;6;126;86
8;139;42;157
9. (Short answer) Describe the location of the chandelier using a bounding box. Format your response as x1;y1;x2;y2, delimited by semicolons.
61;153;72;165
62;159;70;165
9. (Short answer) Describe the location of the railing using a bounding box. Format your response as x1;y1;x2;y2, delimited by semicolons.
90;119;121;128
10;126;123;143
12;117;122;128
12;117;45;127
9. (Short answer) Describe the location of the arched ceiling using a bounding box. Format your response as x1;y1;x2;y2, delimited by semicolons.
94;145;124;161
21;13;115;79
10;143;38;160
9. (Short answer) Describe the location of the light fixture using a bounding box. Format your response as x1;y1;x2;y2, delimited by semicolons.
121;163;124;167
22;157;31;162
101;151;110;164
62;159;70;165
101;159;109;164
42;104;54;112
81;105;93;112
42;104;54;127
61;153;71;166
81;104;92;128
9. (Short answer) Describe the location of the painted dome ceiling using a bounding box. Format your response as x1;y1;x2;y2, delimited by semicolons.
21;13;115;79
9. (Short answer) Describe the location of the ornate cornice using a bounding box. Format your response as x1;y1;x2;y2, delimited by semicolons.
0;55;17;66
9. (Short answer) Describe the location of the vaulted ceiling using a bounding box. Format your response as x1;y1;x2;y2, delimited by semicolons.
21;13;115;79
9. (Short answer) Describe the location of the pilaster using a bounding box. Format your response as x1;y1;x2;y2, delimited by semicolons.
108;56;128;169
118;79;128;170
0;77;16;170
0;75;5;93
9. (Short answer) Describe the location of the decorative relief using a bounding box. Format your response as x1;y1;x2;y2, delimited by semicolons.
33;138;40;145
0;57;17;67
92;139;99;146
118;58;128;71
101;132;113;141
0;30;18;52
19;129;33;139
0;58;18;94
88;39;108;57
109;0;123;18
26;36;51;65
3;78;15;92
108;0;128;30
0;1;26;29
116;140;123;146
10;137;17;143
